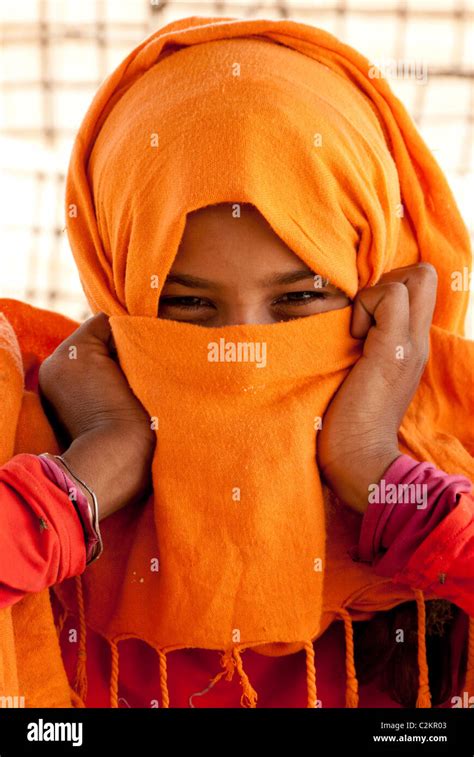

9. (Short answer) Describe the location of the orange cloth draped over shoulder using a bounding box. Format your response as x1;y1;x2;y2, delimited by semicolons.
0;15;473;709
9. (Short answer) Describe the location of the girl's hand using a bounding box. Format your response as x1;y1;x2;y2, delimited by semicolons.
39;312;155;519
317;263;438;514
39;312;154;444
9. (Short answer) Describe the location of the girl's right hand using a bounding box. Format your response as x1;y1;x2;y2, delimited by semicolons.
39;312;156;519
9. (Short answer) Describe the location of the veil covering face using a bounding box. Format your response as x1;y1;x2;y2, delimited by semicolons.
0;16;472;709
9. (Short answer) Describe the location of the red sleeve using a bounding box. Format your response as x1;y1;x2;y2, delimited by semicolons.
0;452;86;609
393;491;474;616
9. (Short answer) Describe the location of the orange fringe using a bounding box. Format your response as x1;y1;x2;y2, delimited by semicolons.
69;571;259;711
65;575;447;711
338;608;359;708
206;648;235;689
232;648;258;708
414;589;432;708
157;650;170;708
54;601;85;709
64;577;450;711
465;616;474;698
73;575;88;703
109;639;120;708
304;640;318;708
69;686;86;708
188;649;235;707
55;605;69;638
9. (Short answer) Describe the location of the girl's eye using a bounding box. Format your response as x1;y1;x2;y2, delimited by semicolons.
274;291;329;306
159;296;214;311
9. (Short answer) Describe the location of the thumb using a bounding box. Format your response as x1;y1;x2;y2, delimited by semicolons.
78;312;117;356
351;282;410;344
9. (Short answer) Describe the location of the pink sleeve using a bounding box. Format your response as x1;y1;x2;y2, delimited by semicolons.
394;491;474;615
353;454;474;615
0;453;86;609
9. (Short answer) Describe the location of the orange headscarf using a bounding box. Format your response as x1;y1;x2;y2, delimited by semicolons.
1;16;473;709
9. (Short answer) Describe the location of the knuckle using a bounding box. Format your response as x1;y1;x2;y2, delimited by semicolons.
384;281;408;299
415;262;438;284
85;311;109;337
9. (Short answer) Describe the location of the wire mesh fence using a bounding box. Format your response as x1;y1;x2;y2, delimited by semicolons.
1;0;473;331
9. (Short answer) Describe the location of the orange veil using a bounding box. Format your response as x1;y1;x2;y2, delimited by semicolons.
0;16;473;709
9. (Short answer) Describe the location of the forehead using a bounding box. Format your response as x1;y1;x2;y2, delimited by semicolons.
181;202;281;242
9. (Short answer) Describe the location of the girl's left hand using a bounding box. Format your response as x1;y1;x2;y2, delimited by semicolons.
317;263;438;514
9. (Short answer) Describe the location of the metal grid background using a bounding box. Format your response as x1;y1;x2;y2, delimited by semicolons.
1;0;473;332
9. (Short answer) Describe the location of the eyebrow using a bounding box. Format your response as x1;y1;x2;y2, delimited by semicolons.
164;269;325;289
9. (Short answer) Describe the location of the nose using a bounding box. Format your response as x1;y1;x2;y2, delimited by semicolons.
219;302;274;326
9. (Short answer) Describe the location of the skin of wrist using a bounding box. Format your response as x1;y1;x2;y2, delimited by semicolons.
61;427;154;520
50;454;95;516
320;439;401;514
339;448;403;514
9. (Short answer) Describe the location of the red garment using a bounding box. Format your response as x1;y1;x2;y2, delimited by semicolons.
0;452;472;707
356;455;474;616
0;454;86;607
358;455;473;570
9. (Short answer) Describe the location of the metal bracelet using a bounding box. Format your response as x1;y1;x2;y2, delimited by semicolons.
39;452;103;564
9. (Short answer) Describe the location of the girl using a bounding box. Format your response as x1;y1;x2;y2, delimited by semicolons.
0;16;472;709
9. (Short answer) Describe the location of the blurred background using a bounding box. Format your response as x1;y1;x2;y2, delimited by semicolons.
0;0;473;333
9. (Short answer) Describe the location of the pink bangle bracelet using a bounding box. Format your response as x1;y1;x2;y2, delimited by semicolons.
38;452;103;565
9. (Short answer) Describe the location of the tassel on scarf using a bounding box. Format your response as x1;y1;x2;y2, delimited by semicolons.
69;687;86;708
304;640;318;708
232;648;258;708
55;605;69;639
338;608;359;708
73;575;88;704
109;639;120;708
157;649;170;708
188;648;236;707
54;600;85;709
414;589;432;708
66;579;444;711
215;648;236;684
465;616;474;698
